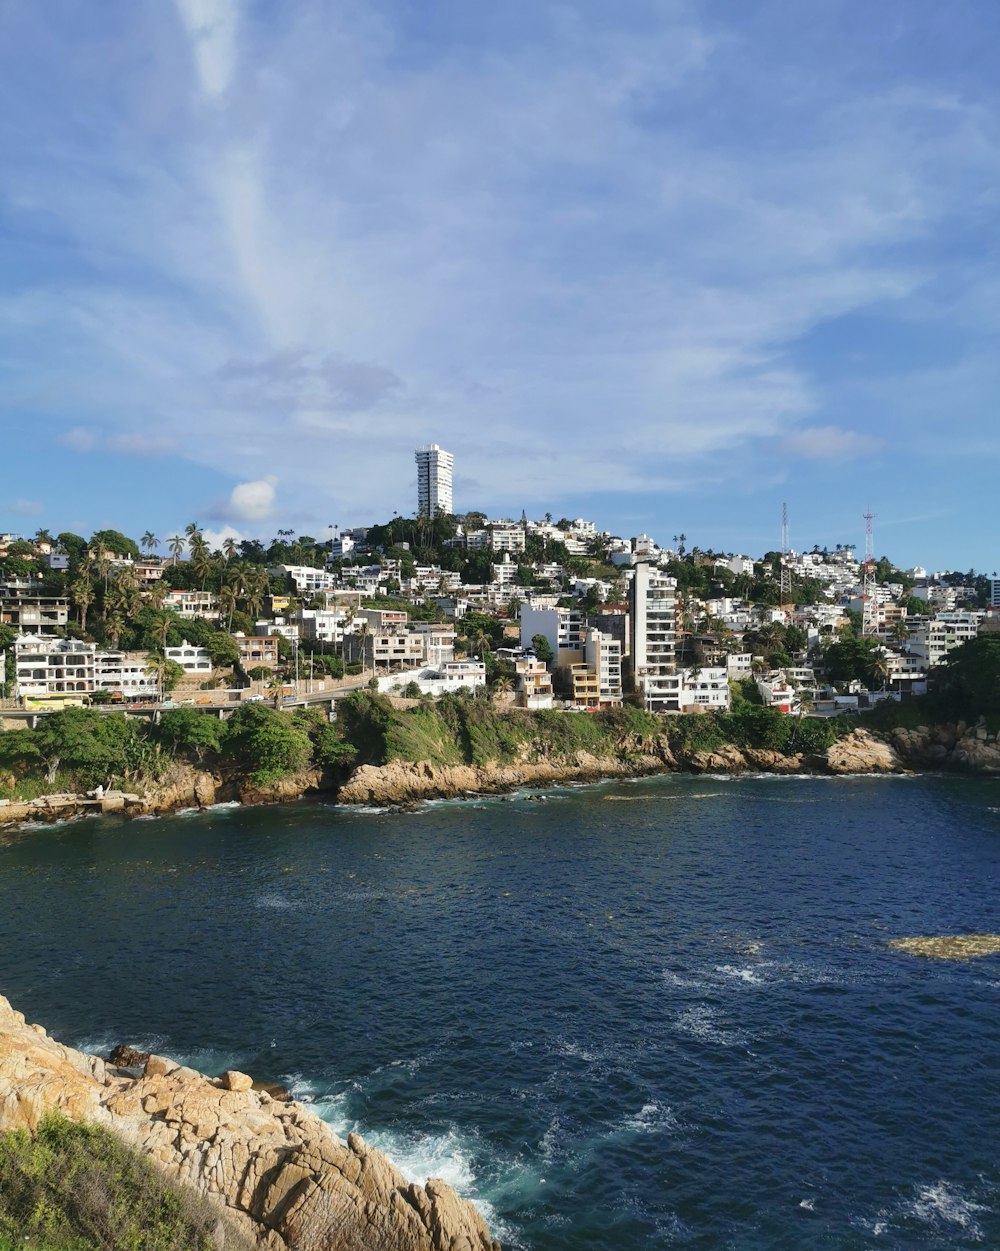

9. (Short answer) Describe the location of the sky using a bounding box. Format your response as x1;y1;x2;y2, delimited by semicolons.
2;0;1000;572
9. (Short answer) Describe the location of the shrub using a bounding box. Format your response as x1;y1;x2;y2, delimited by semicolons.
0;1112;250;1250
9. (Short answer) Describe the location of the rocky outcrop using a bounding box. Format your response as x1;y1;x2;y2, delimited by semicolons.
0;994;500;1251
824;729;903;774
890;722;1000;773
337;751;669;805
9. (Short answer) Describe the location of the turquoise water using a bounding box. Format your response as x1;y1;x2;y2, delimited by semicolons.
1;774;998;1249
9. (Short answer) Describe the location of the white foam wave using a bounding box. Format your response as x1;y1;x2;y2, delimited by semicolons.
715;963;767;985
255;893;301;910
674;1005;750;1048
910;1180;987;1239
618;1101;679;1135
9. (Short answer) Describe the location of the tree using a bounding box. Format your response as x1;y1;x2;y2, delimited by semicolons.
205;633;240;670
140;531;159;556
156;708;223;762
531;633;554;664
1;708;108;784
167;535;185;565
223;704;311;784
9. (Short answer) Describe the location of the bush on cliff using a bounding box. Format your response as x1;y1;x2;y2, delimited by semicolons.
0;1112;248;1250
222;703;311;785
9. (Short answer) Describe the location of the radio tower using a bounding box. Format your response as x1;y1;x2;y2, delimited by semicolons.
862;510;878;636
780;502;792;614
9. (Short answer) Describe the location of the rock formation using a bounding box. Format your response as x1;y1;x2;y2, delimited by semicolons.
0;994;500;1251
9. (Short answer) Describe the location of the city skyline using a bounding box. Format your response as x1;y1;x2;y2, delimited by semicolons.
3;2;1000;570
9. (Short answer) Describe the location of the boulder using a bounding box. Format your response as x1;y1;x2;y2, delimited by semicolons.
221;1070;254;1092
108;1044;151;1068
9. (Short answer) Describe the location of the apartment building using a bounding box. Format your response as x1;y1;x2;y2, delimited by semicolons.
15;636;97;697
583;627;623;706
343;629;425;671
415;443;454;517
0;595;70;634
407;622;457;667
271;565;337;596
906;614;980;668
630;563;679;713
488;523;526;554
520;604;586;664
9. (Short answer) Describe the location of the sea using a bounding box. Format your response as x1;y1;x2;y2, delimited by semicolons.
1;773;998;1250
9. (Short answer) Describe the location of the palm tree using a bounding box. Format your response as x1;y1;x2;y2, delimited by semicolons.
144;652;167;703
152;609;174;652
222;537;238;565
34;528;53;549
106;612;125;650
140;531;159;556
219;584;239;633
167;535;185;566
869;652;892;692
491;675;512;704
71;578;93;630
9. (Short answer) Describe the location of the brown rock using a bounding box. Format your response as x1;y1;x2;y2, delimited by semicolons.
0;993;501;1250
221;1070;254;1092
108;1044;151;1068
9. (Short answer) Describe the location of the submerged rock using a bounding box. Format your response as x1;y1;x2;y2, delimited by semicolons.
0;994;501;1251
888;934;1000;960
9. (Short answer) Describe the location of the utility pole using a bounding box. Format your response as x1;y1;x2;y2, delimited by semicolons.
862;510;878;637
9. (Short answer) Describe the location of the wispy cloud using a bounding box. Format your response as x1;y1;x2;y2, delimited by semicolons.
2;1;999;550
783;426;882;460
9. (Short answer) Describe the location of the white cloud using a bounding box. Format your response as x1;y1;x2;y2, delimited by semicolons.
783;426;883;460
174;0;237;99
3;4;999;529
7;498;43;517
221;477;277;522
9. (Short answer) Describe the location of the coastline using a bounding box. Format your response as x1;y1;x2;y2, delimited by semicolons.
3;720;999;832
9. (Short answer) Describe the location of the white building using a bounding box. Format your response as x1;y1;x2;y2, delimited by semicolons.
515;655;554;709
520;604;586;663
488;523;526;554
378;660;486;697
271;565;338;596
415;443;454;517
15;636;97;698
164;590;219;621
582;626;623;706
164;641;213;675
630;563;678;713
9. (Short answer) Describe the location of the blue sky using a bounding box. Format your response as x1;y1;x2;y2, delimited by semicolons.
2;0;999;572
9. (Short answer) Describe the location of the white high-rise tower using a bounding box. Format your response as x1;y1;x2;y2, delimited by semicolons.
415;444;454;517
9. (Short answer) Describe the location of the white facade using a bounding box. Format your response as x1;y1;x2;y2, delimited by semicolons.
583;626;623;705
15;636;97;697
488;524;526;553
415;443;454;516
164;641;213;674
378;660;486;697
520;605;586;662
164;590;219;621
630;563;678;713
272;565;337;595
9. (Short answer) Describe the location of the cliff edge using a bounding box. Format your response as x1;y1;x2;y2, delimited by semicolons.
0;994;500;1251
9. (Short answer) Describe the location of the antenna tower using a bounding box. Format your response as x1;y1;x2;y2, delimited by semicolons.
780;502;792;613
862;510;878;636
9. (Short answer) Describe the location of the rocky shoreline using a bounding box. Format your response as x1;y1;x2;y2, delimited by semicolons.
0;994;500;1251
3;722;1000;830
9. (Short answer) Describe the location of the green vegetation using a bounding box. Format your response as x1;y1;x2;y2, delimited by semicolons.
0;1113;247;1251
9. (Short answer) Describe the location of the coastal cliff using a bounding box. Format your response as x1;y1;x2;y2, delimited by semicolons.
337;728;904;804
0;994;500;1251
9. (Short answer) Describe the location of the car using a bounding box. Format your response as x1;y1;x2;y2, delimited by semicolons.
245;694;265;702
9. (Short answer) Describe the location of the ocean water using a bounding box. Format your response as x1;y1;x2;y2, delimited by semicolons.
1;774;998;1250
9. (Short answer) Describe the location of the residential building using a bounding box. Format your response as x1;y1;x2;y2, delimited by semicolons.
233;633;280;669
582;627;623;706
271;565;337;596
488;523;526;554
15;636;97;697
0;595;70;634
93;652;159;699
630;563;678;713
343;629;425;671
415;443;454;517
164;590;219;621
520;604;586;664
164;641;213;675
407;622;457;667
377;660;486;698
515;655;554;709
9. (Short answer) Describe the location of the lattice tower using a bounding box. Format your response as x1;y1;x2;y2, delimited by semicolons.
862;510;878;636
780;502;792;613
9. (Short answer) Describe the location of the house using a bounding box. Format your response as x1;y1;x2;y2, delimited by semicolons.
164;590;219;621
515;655;554;709
164;641;213;675
233;633;280;669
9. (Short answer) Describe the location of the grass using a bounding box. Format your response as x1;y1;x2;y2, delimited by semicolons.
0;1114;250;1251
